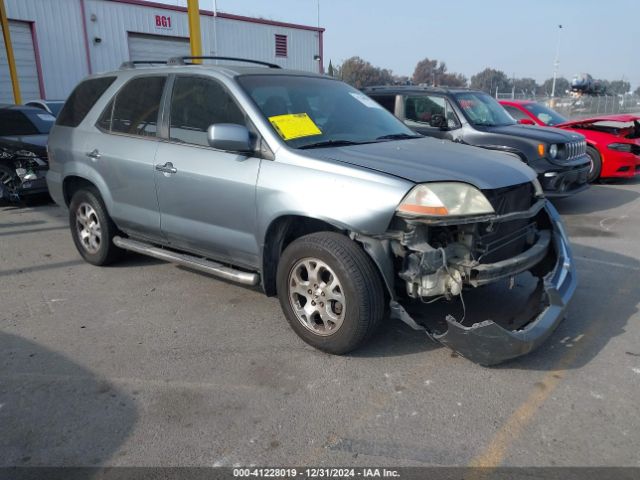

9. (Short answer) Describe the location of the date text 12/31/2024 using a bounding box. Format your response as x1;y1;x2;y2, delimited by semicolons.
233;468;401;478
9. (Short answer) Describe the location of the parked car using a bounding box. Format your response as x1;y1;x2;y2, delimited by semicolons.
46;58;576;365
25;99;66;117
0;104;54;202
363;86;591;197
500;100;640;182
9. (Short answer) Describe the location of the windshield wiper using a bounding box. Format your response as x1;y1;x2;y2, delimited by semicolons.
376;133;422;140
298;140;367;149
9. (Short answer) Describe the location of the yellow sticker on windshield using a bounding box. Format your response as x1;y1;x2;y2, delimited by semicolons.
268;113;322;140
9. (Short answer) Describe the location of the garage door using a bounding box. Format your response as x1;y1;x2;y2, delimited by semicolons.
128;33;190;63
0;21;42;104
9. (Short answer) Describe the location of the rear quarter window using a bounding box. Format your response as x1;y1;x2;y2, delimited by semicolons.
57;76;117;127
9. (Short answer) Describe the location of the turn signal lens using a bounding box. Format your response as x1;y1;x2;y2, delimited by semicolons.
397;183;495;218
537;144;545;157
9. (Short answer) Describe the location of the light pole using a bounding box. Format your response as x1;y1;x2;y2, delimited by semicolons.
550;24;563;98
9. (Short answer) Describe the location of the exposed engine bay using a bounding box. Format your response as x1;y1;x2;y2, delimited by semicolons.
358;183;572;365
0;147;49;202
390;183;553;303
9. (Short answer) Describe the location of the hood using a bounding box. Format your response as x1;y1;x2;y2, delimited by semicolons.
0;134;48;155
481;124;584;143
556;114;640;128
303;137;536;189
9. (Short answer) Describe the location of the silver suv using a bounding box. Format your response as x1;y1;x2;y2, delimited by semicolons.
47;57;576;365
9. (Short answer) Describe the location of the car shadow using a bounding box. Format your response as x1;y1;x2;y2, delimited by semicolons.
352;243;638;371
0;332;137;468
552;182;640;215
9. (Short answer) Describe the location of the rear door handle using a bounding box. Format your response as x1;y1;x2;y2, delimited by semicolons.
86;149;101;159
155;162;177;174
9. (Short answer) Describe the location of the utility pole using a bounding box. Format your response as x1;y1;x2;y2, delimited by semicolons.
550;24;563;98
187;0;202;63
0;0;21;104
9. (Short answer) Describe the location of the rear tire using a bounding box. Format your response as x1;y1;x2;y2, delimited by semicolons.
276;232;385;354
69;188;123;266
586;145;602;183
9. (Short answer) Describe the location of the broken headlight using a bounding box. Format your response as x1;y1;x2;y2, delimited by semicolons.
396;182;495;218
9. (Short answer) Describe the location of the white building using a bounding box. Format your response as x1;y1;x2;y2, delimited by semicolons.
0;0;325;103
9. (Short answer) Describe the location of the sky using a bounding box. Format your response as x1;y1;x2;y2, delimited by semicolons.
151;0;639;90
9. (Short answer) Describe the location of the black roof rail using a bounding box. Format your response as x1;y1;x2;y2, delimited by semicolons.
120;60;168;69
167;56;281;69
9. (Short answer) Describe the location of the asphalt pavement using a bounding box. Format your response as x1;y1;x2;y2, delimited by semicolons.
1;179;639;467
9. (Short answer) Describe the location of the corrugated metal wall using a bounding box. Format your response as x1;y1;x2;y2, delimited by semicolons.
3;0;322;101
215;18;320;72
0;21;40;103
4;0;89;100
84;0;213;73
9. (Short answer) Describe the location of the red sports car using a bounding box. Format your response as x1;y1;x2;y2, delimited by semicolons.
500;100;640;182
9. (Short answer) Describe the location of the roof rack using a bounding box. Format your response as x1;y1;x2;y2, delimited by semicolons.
120;60;168;70
167;56;281;69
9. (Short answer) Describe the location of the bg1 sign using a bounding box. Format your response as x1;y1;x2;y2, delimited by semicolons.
155;15;173;30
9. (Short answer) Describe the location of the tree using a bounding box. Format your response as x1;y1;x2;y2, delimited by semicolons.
337;56;393;88
441;73;468;88
412;58;467;87
327;60;335;77
608;80;631;95
470;68;510;94
540;77;570;96
634;86;640;97
511;77;539;96
412;58;446;85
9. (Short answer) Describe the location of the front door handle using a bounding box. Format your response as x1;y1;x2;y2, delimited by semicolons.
155;162;177;174
86;149;101;159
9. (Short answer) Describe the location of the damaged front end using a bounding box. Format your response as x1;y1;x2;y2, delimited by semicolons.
360;181;576;366
0;147;49;202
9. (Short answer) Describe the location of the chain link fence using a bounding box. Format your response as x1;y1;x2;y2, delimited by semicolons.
496;92;640;119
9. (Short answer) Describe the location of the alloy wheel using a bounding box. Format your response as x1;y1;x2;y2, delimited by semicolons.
288;257;346;336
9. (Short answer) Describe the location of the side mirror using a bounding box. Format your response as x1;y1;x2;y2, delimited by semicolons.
207;124;252;152
429;113;448;129
518;118;536;125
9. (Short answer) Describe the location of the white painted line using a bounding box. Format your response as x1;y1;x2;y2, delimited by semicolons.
576;256;640;271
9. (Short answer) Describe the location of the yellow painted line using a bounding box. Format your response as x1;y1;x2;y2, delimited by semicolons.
468;345;580;468
469;285;631;468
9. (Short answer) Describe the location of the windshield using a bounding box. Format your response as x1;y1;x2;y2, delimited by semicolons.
523;103;567;126
454;92;516;127
237;75;418;148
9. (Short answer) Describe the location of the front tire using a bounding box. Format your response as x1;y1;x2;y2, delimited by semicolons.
586;145;602;183
69;188;123;266
276;232;385;354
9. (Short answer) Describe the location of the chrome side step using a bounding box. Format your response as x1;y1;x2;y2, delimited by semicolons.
113;236;260;286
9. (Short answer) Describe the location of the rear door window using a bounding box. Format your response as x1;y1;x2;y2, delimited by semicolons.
97;76;166;137
406;95;460;129
57;76;116;127
168;76;246;147
369;94;396;114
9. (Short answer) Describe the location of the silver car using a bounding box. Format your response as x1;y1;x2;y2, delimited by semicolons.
47;57;576;365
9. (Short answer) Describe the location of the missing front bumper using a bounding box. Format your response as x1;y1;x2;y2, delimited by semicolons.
391;203;576;366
